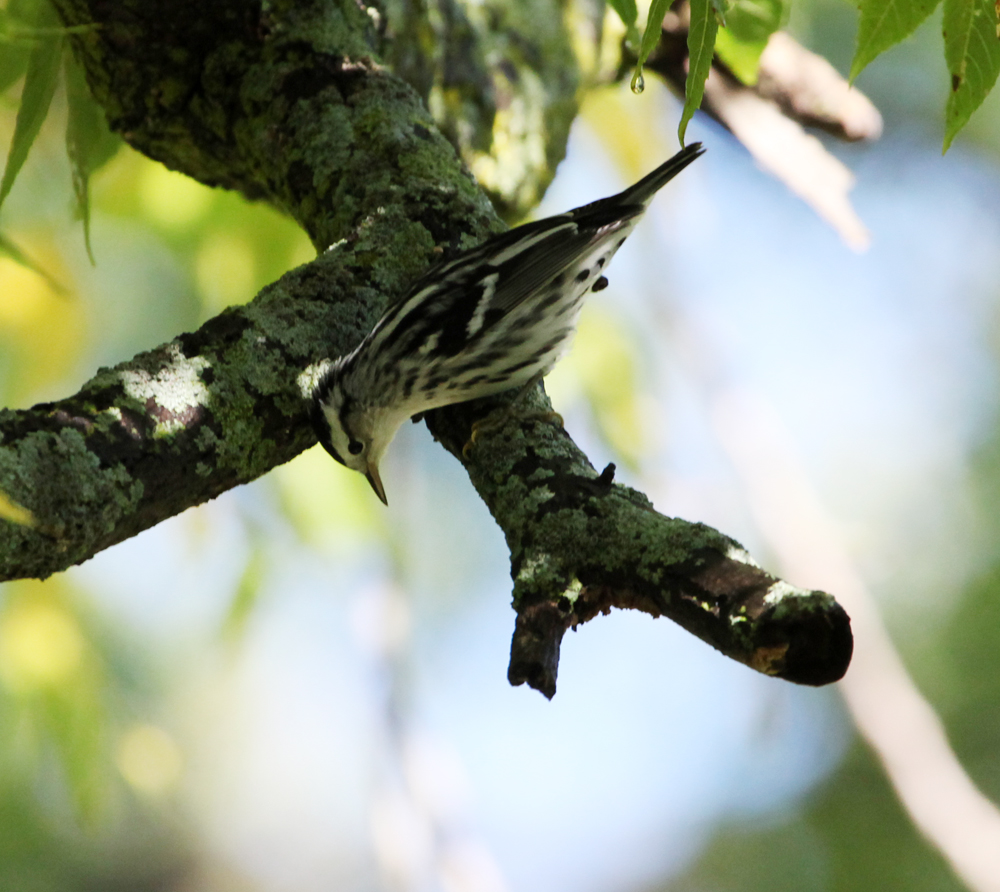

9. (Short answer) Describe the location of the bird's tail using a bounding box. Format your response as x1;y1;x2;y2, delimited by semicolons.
617;142;705;207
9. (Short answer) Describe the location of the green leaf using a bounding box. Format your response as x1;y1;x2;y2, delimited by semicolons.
715;28;765;82
943;0;1000;151
65;54;120;263
726;0;787;41
626;0;671;94
679;0;720;144
714;0;789;84
0;45;30;93
0;9;32;92
710;0;732;26
637;0;672;65
850;0;942;81
607;0;638;28
0;229;66;293
0;23;62;215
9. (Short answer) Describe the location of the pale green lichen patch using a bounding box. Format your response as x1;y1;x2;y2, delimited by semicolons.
726;545;760;568
298;361;334;400
118;345;211;438
194;424;221;453
493;466;551;519
563;575;583;605
763;580;805;607
763;583;839;620
515;549;571;602
0;427;144;565
526;466;555;483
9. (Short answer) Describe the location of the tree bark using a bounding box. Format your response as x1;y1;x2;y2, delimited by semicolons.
0;0;852;695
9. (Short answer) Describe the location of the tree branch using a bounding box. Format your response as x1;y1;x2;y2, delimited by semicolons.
0;0;852;695
426;388;851;697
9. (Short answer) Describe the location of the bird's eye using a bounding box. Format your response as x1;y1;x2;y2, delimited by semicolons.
348;440;364;455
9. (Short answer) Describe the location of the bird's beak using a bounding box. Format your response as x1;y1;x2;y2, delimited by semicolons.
365;462;388;505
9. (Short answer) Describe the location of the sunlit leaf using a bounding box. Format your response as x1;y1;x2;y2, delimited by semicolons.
726;0;787;42
679;0;720;144
715;0;788;84
714;29;764;83
943;0;1000;151
0;6;62;215
607;0;638;29
850;0;941;81
65;54;120;263
0;230;65;293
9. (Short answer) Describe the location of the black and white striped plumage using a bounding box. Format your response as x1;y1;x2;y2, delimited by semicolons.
313;143;704;503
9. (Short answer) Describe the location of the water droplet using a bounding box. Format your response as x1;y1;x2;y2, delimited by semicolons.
630;70;645;94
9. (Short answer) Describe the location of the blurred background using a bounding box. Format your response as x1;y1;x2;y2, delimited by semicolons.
2;0;1000;890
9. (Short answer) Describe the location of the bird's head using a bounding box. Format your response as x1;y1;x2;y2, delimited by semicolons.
312;365;400;505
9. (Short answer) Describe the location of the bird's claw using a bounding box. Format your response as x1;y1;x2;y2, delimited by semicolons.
461;408;565;459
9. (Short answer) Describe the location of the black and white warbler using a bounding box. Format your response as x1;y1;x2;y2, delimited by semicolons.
313;143;704;503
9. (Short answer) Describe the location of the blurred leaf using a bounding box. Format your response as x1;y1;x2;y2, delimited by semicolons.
0;488;34;527
274;444;386;552
0;9;31;93
710;0;732;26
607;0;638;29
942;0;1000;151
64;54;120;263
221;544;266;644
938;564;1000;799
850;0;941;81
0;50;29;94
679;0;720;144
714;29;765;83
715;0;789;84
116;723;184;798
0;0;100;45
0;229;65;293
0;581;109;824
573;308;646;469
724;0;787;43
43;677;107;823
0;8;62;216
673;749;966;892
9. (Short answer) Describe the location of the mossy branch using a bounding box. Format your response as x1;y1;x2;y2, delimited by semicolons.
0;0;852;695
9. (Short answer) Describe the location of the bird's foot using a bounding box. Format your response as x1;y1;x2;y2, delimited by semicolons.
462;407;564;458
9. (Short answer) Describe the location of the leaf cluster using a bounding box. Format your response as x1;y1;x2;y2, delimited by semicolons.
0;0;119;274
611;0;1000;150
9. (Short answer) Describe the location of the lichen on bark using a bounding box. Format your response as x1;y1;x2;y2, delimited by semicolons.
0;0;852;695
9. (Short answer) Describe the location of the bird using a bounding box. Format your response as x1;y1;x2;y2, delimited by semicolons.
312;142;705;504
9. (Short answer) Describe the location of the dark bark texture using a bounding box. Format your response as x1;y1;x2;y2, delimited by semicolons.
0;0;852;695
